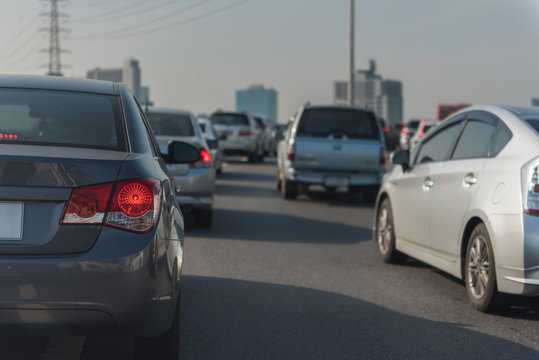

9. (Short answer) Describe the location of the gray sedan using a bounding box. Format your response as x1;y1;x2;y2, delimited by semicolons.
146;107;216;228
0;75;200;358
375;105;539;312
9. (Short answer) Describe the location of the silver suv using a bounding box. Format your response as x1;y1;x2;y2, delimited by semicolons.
147;107;215;228
277;105;387;200
210;111;264;163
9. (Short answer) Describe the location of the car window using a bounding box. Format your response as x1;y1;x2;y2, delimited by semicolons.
210;113;249;126
199;123;207;133
451;120;496;160
296;108;379;139
492;121;512;156
0;88;124;150
525;119;539;133
147;112;195;137
415;123;461;164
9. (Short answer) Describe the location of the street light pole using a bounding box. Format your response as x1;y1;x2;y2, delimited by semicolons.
347;0;355;106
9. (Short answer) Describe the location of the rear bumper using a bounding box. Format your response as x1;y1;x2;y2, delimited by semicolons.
172;167;215;210
0;226;182;336
221;138;256;154
284;166;383;187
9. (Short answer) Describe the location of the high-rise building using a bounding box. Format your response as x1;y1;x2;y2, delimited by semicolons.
86;58;147;103
236;85;278;123
532;98;539;107
334;60;403;125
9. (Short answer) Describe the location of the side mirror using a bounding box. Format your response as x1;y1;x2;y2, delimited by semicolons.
164;141;201;164
392;149;410;171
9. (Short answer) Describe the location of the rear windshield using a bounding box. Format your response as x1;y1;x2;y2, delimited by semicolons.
526;119;539;133
297;108;380;139
210;113;249;126
147;112;195;137
0;89;124;150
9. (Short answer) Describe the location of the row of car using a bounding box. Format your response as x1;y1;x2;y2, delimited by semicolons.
276;101;539;313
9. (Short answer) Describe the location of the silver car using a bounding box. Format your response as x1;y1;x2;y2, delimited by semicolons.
210;111;264;163
197;117;224;175
146;107;215;228
375;105;539;312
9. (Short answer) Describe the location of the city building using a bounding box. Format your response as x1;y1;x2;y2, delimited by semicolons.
86;58;149;104
236;85;278;123
532;98;539;107
334;60;403;125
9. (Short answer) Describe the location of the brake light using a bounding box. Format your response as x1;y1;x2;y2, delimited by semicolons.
238;130;252;136
380;149;387;166
0;133;19;140
107;179;161;232
287;143;296;161
523;159;539;216
62;179;162;232
62;183;114;224
401;128;407;135
419;129;424;136
383;126;388;133
201;149;211;163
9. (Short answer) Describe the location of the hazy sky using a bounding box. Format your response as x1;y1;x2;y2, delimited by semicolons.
1;0;538;122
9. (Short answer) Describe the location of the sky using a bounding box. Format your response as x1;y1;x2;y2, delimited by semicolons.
1;0;538;123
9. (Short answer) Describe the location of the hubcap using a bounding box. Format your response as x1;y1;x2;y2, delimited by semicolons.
467;235;490;299
377;207;391;254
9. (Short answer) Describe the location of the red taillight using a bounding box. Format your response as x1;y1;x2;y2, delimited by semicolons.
201;149;211;163
419;129;424;136
62;179;162;232
287;153;295;161
401;128;407;135
380;149;387;166
0;133;19;140
62;183;114;224
383;126;388;133
238;130;252;136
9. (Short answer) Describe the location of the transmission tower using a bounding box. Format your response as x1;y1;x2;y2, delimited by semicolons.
42;0;67;76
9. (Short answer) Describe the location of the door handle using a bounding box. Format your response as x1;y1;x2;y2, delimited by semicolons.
423;177;434;191
464;173;477;186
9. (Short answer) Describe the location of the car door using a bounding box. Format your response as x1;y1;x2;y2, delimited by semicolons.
393;120;463;249
429;111;498;260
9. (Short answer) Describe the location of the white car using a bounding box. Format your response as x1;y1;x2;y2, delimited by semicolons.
375;105;539;312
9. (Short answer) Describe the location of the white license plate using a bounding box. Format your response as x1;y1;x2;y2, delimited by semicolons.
324;176;350;187
0;202;23;240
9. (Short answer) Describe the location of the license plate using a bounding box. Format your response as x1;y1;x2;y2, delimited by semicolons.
324;176;349;187
0;202;23;240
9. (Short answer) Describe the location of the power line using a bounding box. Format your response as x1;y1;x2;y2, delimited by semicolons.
69;0;123;9
71;0;253;41
71;0;212;39
0;15;41;57
71;0;154;22
71;0;183;24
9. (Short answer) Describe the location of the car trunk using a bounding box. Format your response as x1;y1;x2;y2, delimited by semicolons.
294;136;382;173
0;145;127;255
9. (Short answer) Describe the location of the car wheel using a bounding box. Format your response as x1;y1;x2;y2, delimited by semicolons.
135;296;180;360
281;177;297;200
248;152;257;163
376;198;407;264
464;223;509;312
196;209;213;229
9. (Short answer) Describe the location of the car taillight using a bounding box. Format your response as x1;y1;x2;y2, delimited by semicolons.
383;126;388;133
62;179;162;233
62;183;114;224
380;149;387;166
287;143;296;161
401;128;408;135
419;129;424;136
238;130;252;136
190;149;212;168
0;133;19;140
523;158;539;216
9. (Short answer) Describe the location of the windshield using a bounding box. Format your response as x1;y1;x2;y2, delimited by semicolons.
0;89;124;150
147;112;195;137
210;113;249;126
526;119;539;133
296;108;380;139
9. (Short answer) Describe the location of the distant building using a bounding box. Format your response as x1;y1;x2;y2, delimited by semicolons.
86;58;148;104
236;85;278;123
532;98;539;107
334;60;403;125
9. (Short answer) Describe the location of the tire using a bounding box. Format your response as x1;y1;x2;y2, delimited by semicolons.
196;209;213;229
464;223;510;312
280;177;297;200
135;296;180;360
376;198;407;264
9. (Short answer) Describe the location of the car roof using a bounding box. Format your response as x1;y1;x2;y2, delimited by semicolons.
304;104;374;113
0;74;116;95
499;105;539;118
146;106;193;116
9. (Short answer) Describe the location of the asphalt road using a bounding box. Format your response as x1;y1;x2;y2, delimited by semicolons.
3;158;539;359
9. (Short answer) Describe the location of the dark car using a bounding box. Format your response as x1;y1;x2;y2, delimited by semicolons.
0;75;199;358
